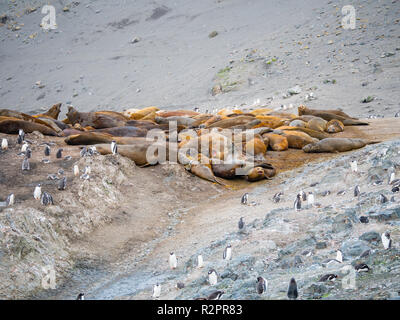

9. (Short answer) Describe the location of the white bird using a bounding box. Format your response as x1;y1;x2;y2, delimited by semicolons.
73;164;79;176
208;269;218;286
381;232;392;250
169;252;177;269
197;255;204;268
223;244;232;260
307;192;314;206
350;160;358;172
152;284;161;298
33;184;42;200
1;138;8;150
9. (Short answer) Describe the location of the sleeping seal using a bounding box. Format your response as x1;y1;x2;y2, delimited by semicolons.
303;138;379;153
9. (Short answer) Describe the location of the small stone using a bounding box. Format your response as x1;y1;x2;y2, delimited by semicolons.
208;31;218;38
316;241;327;249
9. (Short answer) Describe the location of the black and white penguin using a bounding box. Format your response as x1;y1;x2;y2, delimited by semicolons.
307;192;314;206
80;173;90;180
76;293;85;300
44;145;51;156
25;147;32;159
336;249;343;263
64;155;72;161
152;284;161;298
6;193;15;206
301;191;307;201
319;274;338;282
58;177;67;191
381;231;392;250
354;185;361;197
272;191;283;203
80;147;87;157
17;129;24;144
208;269;218;286
238;217;245;231
379;194;388;204
350;160;358;172
321;190;331;197
256;277;268;294
33;184;42;200
73;164;79;176
354;263;370;272
241;193;249;205
169;252;177;269
359;216;369;224
287;278;298;300
337;190;346;196
40;192;54;206
197;255;204;268
1;138;8;150
392;186;400;193
207;290;224;300
294;194;301;211
373;180;383;186
389;172;396;185
111;141;118;155
176;282;185;290
56;148;63;159
21;142;29;153
22;157;30;171
223;244;232;260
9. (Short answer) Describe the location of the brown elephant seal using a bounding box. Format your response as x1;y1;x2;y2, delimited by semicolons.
97;126;148;137
67;106;126;129
289;119;307;128
187;162;225;185
64;132;114;145
246;167;265;182
263;133;288;151
245;137;267;156
155;116;196;127
275;126;329;140
230;119;261;130
298;105;368;126
299;105;357;119
0;109;56;129
157;110;200;118
34;103;62;120
307;117;327;132
207;116;256;129
302;138;379;153
97;111;130;121
282;131;318;149
254;116;286;129
326;119;345;133
0;117;59;136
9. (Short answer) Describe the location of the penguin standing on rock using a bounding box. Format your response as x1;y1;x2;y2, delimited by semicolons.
272;192;282;203
336;249;343;263
208;269;218;286
379;194;388;204
152;284;161;298
300;191;307;201
58;177;67;191
256;277;268;294
169;252;177;269
207;290;224;300
41;192;54;206
76;293;85;300
354;185;361;197
56;148;63;159
287;278;298;300
197;255;204;268
294;194;301;211
223;244;232;261
44;145;51;156
22;157;30;171
17;129;24;144
381;231;392;250
350;160;358;172
73;164;79;176
111;141;118;155
1;138;8;150
238;217;245;231
33;184;42;200
241;193;249;205
6;193;15;206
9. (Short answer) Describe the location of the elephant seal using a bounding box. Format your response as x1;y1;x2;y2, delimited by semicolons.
254;116;286;129
97;126;148;137
187;162;225;185
97;111;130;121
207;116;255;129
157;110;200;118
263;133;288;151
307;117;327;132
302;138;379;153
124;106;160;120
299;105;358;119
212;161;244;179
250;108;273;116
246;167;265;182
67;106;127;128
298;105;368;126
289;120;307;128
326;119;345;133
245;137;267;156
275;126;329;140
34;103;62;120
0;118;59;136
0;109;56;129
64;132;114;145
282;131;318;149
155;116;196;127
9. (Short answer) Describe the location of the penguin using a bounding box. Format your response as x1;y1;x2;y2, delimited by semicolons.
111;140;118;155
381;231;392;250
80;147;87;157
294;194;301;211
58;169;64;175
169;252;177;269
152;284;161;298
33;184;42;200
80;174;90;180
42;159;50;164
64;156;72;161
223;244;232;260
256;277;268;294
359;216;369;224
395;112;400;117
208;269;218;286
287;278;298;300
44;145;51;156
41;192;54;206
73;164;79;176
58;177;67;191
194;107;200;113
56;148;63;159
392;186;399;193
321;190;331;197
390;196;395;202
354;263;370;272
6;193;15;206
379;194;388;204
272;192;283;203
336;249;343;263
197;255;204;268
22;157;30;171
76;293;85;300
373;179;384;186
21;142;29;153
354;185;360;197
176;282;185;290
300;191;307;201
350;160;358;172
207;290;224;300
25;148;31;159
241;193;249;205
238;217;245;231
337;190;346;196
319;274;338;282
307;192;314;206
84;166;91;175
1;138;8;150
17;129;24;144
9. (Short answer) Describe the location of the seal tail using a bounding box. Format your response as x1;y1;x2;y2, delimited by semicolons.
342;119;369;126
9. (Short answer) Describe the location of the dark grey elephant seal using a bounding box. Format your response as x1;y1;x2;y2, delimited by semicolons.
302;138;379;153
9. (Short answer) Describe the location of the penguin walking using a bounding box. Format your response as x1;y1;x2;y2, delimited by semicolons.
272;192;282;203
111;141;118;155
287;278;298;300
21;142;29;153
197;255;204;268
207;290;224;300
22;157;30;171
381;231;392;250
350;160;358;172
76;293;85;300
73;164;79;176
337;190;346;196
238;217;245;231
389;172;396;185
354;185;361;197
223;244;232;261
379;194;388;204
319;274;338;282
169;252;178;269
241;193;249;205
256;277;268;294
152;284;161;298
44;145;51;156
354;263;370;273
6;193;15;206
300;191;307;201
25;148;32;159
40;192;54;206
307;192;314;206
208;269;218;286
294;194;301;211
17;129;25;144
58;177;67;191
1;138;8;150
56;148;63;159
359;216;369;224
34;184;42;200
